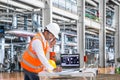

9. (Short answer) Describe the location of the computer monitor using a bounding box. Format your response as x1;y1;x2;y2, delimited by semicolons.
60;54;80;68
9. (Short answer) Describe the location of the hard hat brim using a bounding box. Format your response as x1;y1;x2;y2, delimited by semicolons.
55;35;59;39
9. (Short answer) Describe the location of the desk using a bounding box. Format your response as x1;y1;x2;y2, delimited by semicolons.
98;67;115;74
39;69;97;80
96;74;120;80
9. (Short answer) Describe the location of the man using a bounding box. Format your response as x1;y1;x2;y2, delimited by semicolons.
20;23;62;80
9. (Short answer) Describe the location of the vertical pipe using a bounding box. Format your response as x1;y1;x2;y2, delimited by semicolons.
61;32;65;54
99;0;106;67
24;16;28;30
0;38;5;64
115;6;120;67
10;37;14;64
32;13;38;30
43;0;52;26
77;0;85;68
38;15;41;27
37;15;42;31
12;14;17;29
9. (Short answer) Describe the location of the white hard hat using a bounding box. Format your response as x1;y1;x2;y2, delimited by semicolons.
46;23;60;39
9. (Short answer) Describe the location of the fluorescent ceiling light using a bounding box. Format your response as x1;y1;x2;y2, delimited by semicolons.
110;0;120;6
19;0;45;8
0;19;24;24
92;0;99;3
0;4;25;12
85;0;97;7
0;0;33;10
53;14;70;22
6;30;35;37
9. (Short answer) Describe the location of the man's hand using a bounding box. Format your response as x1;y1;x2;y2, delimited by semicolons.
49;38;56;48
53;67;62;72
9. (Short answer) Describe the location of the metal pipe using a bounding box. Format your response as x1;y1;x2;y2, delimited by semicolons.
32;13;38;28
38;15;41;27
19;0;45;8
12;14;17;29
0;0;33;10
24;16;28;30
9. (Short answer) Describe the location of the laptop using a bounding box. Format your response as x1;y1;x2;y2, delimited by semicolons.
60;54;80;71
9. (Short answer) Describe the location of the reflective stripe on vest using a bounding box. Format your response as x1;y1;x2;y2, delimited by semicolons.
22;58;43;69
26;49;38;58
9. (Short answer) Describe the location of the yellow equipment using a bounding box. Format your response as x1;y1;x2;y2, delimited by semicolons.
49;60;57;68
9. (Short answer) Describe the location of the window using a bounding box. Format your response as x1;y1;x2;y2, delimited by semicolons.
66;0;71;11
59;0;65;9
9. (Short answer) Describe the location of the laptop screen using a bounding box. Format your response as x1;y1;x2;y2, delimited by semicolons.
60;54;80;68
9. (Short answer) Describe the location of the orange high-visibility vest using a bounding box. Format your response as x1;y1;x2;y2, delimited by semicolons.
20;32;49;73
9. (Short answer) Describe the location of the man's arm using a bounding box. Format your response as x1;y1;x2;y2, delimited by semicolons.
32;39;54;71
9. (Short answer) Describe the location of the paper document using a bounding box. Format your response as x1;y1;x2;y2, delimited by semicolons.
39;68;96;77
